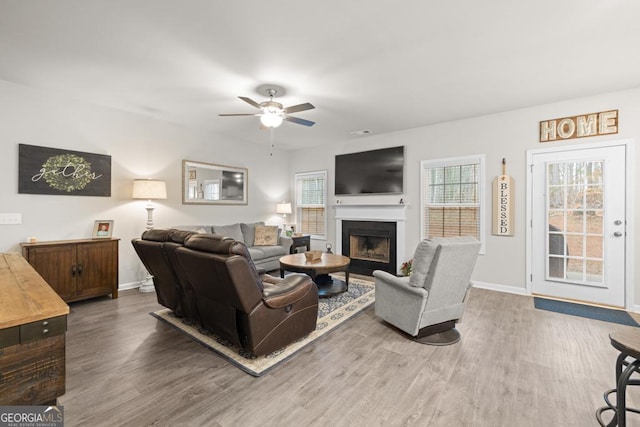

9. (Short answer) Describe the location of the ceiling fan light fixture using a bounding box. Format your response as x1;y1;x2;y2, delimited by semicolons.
260;110;283;128
220;84;315;128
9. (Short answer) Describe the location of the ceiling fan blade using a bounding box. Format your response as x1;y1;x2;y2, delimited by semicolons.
218;113;260;117
284;115;315;127
238;96;262;109
283;102;315;114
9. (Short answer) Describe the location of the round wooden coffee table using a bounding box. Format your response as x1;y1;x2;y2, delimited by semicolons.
279;253;350;298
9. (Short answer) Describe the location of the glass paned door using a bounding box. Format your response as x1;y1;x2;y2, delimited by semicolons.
530;145;626;307
546;160;604;285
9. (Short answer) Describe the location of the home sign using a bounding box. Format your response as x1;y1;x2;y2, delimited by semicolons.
539;109;618;142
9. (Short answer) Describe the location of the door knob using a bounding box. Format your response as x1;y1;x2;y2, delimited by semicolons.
614;220;622;226
614;231;623;237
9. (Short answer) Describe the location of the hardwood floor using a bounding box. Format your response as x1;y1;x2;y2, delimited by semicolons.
59;285;640;426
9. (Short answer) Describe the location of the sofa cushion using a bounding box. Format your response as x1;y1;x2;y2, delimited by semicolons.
168;229;197;244
247;247;264;260
141;228;173;242
240;222;264;246
184;233;235;252
250;245;287;259
254;225;279;246
213;223;244;243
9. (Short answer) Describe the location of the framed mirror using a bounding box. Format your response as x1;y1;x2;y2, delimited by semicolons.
182;160;248;205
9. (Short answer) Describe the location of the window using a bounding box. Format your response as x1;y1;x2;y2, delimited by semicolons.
203;180;220;200
421;155;485;251
295;170;327;239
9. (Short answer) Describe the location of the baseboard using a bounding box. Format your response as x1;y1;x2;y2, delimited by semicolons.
471;280;528;296
119;281;143;291
631;304;640;314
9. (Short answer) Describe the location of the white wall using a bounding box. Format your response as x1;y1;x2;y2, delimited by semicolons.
0;80;291;287
289;87;640;302
2;78;639;304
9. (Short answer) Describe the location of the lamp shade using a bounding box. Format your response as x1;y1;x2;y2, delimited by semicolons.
132;179;167;200
260;111;284;128
276;202;292;214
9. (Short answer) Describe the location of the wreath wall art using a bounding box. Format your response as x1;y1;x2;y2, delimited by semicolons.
18;144;112;196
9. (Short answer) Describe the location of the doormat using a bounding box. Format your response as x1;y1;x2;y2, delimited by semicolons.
534;297;639;327
151;276;374;376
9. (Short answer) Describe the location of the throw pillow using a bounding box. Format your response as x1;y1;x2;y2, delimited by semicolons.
213;223;244;243
240;222;265;246
254;225;279;246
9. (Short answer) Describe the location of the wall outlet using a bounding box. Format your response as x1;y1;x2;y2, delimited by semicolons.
0;213;22;225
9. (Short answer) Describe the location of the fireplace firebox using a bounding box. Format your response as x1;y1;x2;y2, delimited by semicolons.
341;220;396;275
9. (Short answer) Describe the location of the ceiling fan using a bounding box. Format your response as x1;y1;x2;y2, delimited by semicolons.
219;85;315;128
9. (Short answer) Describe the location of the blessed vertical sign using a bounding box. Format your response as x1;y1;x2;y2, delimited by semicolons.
493;160;514;236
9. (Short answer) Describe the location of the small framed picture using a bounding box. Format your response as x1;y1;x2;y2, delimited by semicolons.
93;220;114;239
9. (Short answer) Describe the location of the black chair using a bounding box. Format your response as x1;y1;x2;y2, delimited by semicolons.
596;330;640;426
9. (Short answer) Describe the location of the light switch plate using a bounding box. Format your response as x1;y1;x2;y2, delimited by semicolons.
0;213;22;225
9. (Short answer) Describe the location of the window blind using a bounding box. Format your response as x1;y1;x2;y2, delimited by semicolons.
421;158;483;242
295;171;327;238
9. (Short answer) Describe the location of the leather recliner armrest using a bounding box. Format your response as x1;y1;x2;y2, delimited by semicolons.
262;274;314;309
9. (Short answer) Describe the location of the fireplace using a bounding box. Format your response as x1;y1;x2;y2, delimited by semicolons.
335;204;406;275
342;220;396;275
350;235;390;263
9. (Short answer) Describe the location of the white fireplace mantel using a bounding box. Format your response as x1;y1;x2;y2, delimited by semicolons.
334;204;406;274
334;204;407;222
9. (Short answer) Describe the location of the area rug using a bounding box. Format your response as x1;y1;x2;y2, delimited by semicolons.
150;276;374;377
534;297;639;327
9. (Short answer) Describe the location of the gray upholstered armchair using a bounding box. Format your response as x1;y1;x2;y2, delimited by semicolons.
373;236;481;345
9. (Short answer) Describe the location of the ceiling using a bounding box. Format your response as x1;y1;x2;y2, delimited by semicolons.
1;1;639;150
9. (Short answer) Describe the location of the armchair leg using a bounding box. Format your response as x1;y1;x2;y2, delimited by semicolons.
415;320;461;346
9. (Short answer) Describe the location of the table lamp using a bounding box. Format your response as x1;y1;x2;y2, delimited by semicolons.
276;202;292;229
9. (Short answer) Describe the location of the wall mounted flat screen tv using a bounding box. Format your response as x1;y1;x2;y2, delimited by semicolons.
335;146;404;195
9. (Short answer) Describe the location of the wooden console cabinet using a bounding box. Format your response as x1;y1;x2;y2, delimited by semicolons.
0;253;69;405
22;238;119;303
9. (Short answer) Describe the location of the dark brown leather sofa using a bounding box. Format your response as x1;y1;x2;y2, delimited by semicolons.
131;228;197;318
176;233;318;356
132;230;319;356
